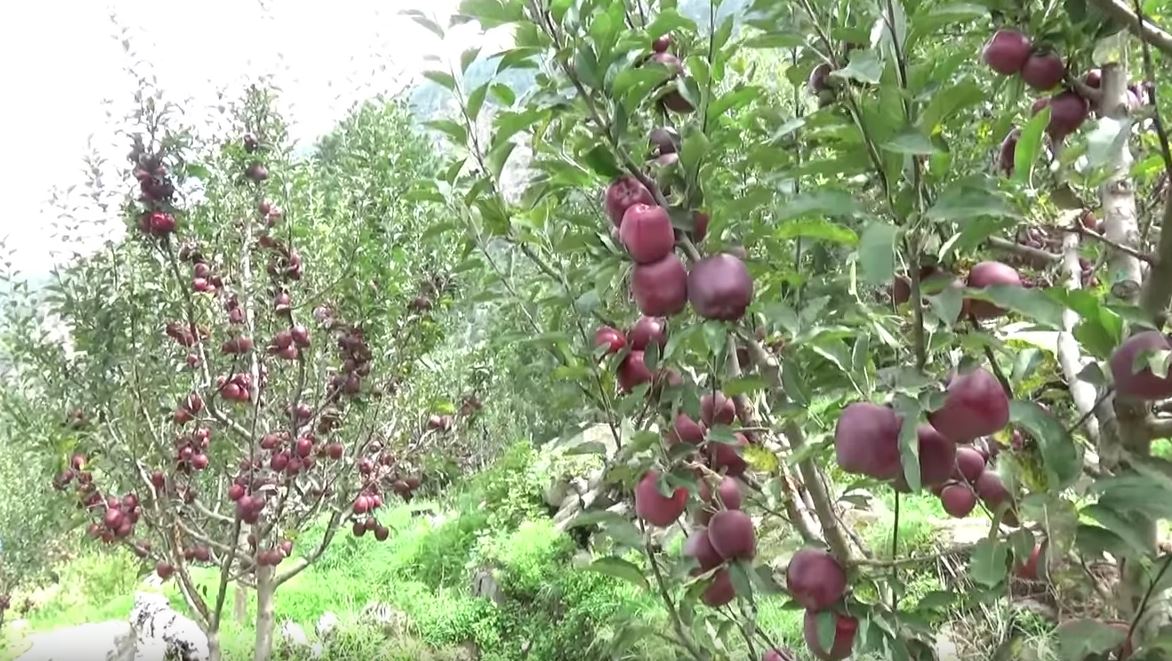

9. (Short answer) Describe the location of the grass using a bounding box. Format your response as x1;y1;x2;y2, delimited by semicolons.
0;440;995;661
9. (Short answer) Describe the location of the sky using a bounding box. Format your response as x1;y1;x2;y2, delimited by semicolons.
0;0;501;278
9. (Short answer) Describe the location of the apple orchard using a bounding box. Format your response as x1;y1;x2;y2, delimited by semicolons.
7;0;1172;660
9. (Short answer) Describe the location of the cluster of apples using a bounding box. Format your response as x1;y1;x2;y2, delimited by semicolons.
836;367;1017;523
131;145;178;236
327;323;372;399
645;34;693;114
54;455;143;545
1110;330;1172;400
172;426;213;473
606;173;753;324
892;260;1023;321
983;28;1089;143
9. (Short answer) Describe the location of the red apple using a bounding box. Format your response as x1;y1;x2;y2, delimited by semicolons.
954;446;987;482
700;391;736;426
668;413;706;445
1021;51;1065;91
834;403;902;480
634;470;688;527
619;204;675;264
632;253;688;317
982;28;1031;75
688;254;753;321
939;483;977;518
701;567;736;607
966;261;1022;319
683;528;724;572
594;325;626;354
708;433;748;477
803;610;858;661
929;368;1010;442
604;175;655;227
1046;90;1090;139
786;548;847;611
707;510;755;560
1110;331;1172;400
628;316;667;351
618;351;654;393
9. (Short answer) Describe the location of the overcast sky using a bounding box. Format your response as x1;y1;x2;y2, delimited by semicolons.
0;0;503;277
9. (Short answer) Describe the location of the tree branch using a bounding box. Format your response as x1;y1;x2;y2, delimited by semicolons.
1087;0;1172;56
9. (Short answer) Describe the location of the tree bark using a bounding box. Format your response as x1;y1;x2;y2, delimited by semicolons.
253;566;277;661
234;582;248;625
207;630;222;661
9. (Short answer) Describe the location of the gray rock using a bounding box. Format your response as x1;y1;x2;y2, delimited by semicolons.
314;612;339;640
359;602;410;636
470;569;504;605
279;620;309;648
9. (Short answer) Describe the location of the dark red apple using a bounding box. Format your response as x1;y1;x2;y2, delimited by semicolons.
834;403;902;480
954;446;986;482
707;510;755;560
688;254;753;321
594;325;626;354
786;548;847;610
649;126;680;155
966;261;1022;319
150;471;166;490
930;368;1009;442
939;483;977;518
652;34;672;54
632;253;688;317
628;316;667;351
715;476;742;510
634;469;688;527
762;649;797;661
999;129;1020;175
891;275;911;304
983;28;1031;75
228;484;245;501
701;568;735;607
684;527;724;572
1084;69;1102;88
1015;543;1043;580
291;325;310;348
605;175;655;227
1046;90;1090;139
691;211;710;243
808;63;832;93
618;351;654;393
1110;331;1172;400
246;163;268;182
326;442;344;460
896;425;956;489
1021;51;1065;91
156;562;175;580
975;470;1016;521
620;204;675;264
708;433;748;477
668;413;706;445
700;391;736;426
803;610;858;661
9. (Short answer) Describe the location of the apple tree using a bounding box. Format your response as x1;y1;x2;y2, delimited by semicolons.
421;0;1172;658
0;84;459;660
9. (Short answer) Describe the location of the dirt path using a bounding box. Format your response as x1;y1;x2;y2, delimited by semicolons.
13;621;129;661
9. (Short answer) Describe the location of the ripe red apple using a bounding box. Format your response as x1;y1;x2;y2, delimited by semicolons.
1015;543;1044;580
954;446;986;482
634;470;688;526
651;34;672;54
374;525;390;541
803;610;858;661
246;162;269;182
786;548;847;610
701;567;736;607
353;495;372;515
326;442;344;460
683;528;724;572
668;412;706;445
103;508;124;530
156;562;175;580
191;454;209;470
228;484;245;501
594;325;626;354
649;127;680;155
1110;331;1172;400
632;253;688;317
1084;69;1102;88
708;432;748;477
834;403;902;480
619;204;675;264
691;211;709;243
893;425;956;489
700;392;736;426
982;28;1032;75
628;316;667;351
890;275;911;305
975;470;1016;520
270;452;290;472
150;471;166;490
618;351;654;393
939;483;977;518
1021;51;1065;91
605;175;655;227
1046;90;1090;139
707;510;755;560
688;254;753;321
808;63;832;93
966;261;1021;319
295;437;314;458
930;368;1009;442
715;476;742;510
291;325;310;348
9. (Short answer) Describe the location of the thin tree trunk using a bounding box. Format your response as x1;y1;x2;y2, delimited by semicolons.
253;566;277;661
234;582;248;625
206;629;222;661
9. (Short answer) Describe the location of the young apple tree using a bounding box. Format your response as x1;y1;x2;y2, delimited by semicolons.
424;0;1172;658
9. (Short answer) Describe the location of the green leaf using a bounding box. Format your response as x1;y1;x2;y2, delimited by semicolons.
1055;619;1127;661
582;145;622;178
1081;505;1153;555
774;219;858;245
466;82;490;121
814;610;837;653
490;83;516;106
495;47;541;73
776;191;861;221
423;70;457;91
834;49;882;85
1014;106;1049;184
709;86;761;118
858;222;899;285
919;80;983;132
724;376;767;396
1009;400;1082;489
883;130;940;155
927;182;1020;222
728;560;752;599
585;556;649;590
460;47;481;73
977;286;1066;329
970;538;1009;587
646;9;696;37
425;119;467;145
743;32;804;48
457;0;524;27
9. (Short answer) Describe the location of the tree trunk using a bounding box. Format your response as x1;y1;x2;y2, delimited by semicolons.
234;582;248;625
253;566;277;661
206;629;222;661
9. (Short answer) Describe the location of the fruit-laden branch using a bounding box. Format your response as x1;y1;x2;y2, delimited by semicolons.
1087;0;1172;56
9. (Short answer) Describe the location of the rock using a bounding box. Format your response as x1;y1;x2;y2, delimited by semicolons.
279;620;310;649
123;591;209;660
359;602;410;637
315;611;339;640
471;569;505;605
